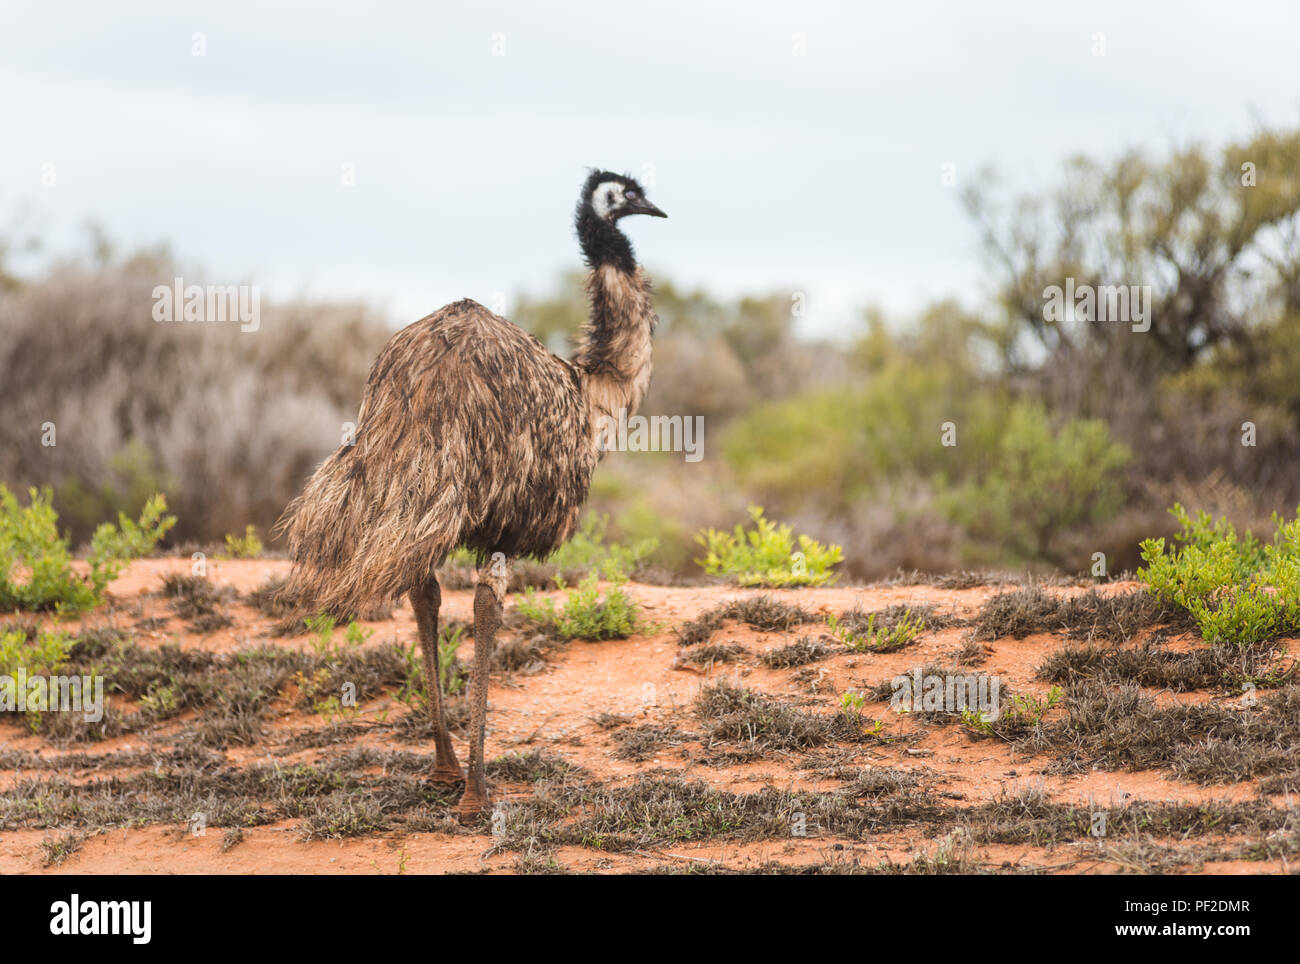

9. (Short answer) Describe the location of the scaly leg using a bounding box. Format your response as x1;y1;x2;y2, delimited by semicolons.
458;563;506;824
410;579;463;784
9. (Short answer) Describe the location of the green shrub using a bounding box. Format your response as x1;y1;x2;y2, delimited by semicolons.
397;624;467;710
943;401;1130;562
0;627;73;727
961;686;1062;738
828;608;925;653
221;524;263;559
695;505;842;587
516;573;648;640
88;492;175;562
1139;504;1300;646
1;487;102;612
544;512;657;578
0;486;175;613
0;627;72;678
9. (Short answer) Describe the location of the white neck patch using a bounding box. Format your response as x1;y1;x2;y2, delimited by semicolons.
590;180;624;220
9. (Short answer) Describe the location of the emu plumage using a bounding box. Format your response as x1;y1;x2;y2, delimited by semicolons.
277;169;665;820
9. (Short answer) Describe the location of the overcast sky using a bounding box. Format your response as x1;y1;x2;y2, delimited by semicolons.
2;0;1297;334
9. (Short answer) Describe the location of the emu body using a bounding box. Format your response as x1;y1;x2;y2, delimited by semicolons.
279;170;666;820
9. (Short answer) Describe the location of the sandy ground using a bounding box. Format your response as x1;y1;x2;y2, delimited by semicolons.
0;559;1292;875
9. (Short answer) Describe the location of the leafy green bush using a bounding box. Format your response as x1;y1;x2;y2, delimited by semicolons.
0;627;73;727
88;493;176;563
221;524;263;559
0;627;72;679
1139;504;1300;646
943;401;1130;562
827;608;925;653
696;505;842;587
516;573;648;640
0;486;175;613
544;512;657;578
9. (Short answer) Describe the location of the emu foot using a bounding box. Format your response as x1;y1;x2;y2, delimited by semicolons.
430;766;464;786
456;793;490;827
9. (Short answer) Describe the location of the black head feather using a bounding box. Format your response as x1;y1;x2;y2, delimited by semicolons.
574;169;652;273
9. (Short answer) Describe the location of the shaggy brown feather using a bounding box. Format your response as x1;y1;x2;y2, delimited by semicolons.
278;268;656;617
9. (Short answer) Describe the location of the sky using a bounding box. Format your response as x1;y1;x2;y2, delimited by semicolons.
1;0;1297;335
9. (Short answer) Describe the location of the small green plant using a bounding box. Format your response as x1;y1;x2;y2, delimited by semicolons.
221;524;263;559
1139;503;1300;647
838;691;885;737
516;572;649;640
311;693;359;723
696;505;842;587
0;626;73;729
961;686;1062;738
139;683;179;717
828;609;925;653
0;627;72;679
0;486;173;613
545;513;658;579
398;624;467;710
344;620;374;648
88;492;176;563
303;614;370;659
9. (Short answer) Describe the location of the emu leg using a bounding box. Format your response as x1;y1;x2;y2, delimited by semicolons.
409;580;463;784
458;580;501;824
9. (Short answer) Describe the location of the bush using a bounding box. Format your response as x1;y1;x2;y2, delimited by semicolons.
88;492;176;562
827;608;925;653
0;485;174;613
943;401;1130;563
696;505;842;587
1139;504;1300;646
0;626;73;726
222;524;263;559
0;626;72;679
543;513;656;578
516;573;649;640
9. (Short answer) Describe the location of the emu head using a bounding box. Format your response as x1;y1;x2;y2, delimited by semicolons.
582;171;667;222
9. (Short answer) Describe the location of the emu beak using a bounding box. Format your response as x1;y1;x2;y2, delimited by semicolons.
628;198;667;218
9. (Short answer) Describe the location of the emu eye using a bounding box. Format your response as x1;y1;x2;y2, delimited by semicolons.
626;189;638;199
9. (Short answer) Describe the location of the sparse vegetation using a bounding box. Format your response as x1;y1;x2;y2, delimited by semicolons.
515;572;650;640
1;486;171;613
828;606;926;653
222;524;263;559
1140;504;1300;647
696;506;842;587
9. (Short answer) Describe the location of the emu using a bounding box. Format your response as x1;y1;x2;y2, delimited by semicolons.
279;170;666;822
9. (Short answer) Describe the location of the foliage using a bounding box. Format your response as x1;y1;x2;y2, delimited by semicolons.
222;524;263;559
0;627;72;679
696;505;842;587
0;627;73;728
516;573;649;640
1139;504;1300;647
0;486;174;613
88;492;175;562
961;686;1062;738
398;624;468;711
943;401;1131;562
828;609;925;653
543;512;657;579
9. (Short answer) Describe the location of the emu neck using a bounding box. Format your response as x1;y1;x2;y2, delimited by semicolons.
573;262;656;441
